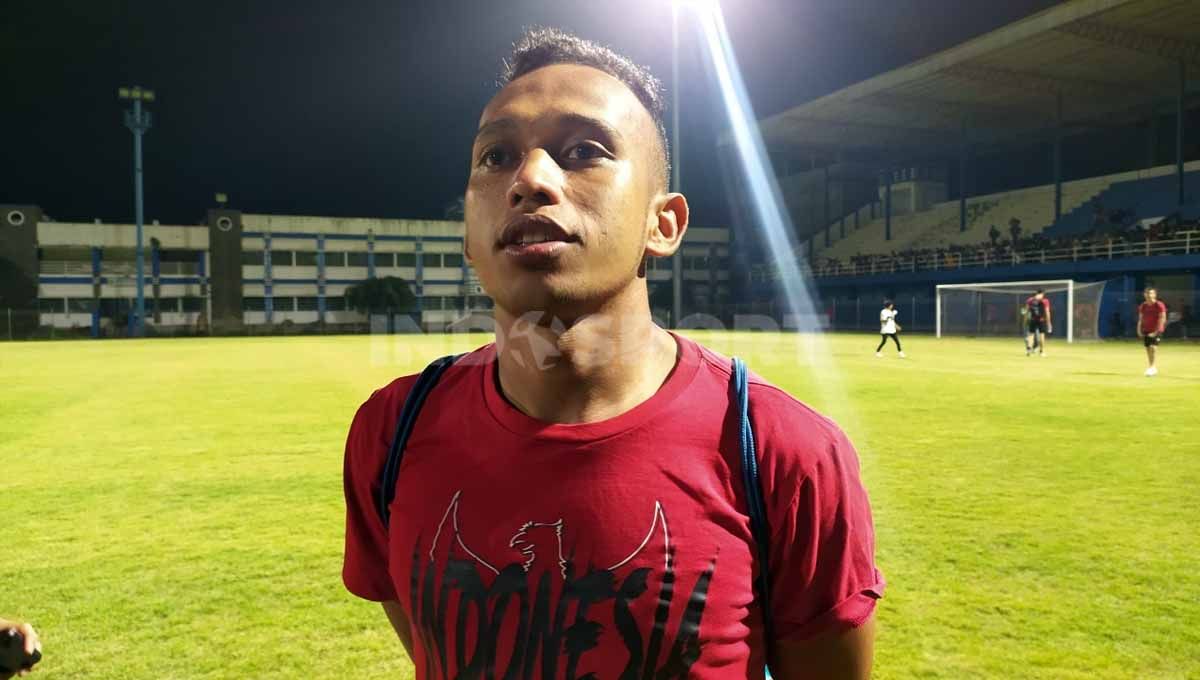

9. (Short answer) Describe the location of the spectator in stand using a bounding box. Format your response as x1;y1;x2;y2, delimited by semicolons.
809;217;1198;276
988;224;1000;246
1092;201;1106;229
1009;217;1022;246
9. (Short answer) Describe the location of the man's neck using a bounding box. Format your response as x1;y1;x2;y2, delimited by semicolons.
492;287;679;424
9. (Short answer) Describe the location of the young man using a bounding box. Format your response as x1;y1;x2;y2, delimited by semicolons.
1137;286;1167;376
1023;289;1052;356
875;300;904;358
343;29;883;679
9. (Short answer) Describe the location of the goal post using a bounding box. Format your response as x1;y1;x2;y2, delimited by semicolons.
935;279;1107;343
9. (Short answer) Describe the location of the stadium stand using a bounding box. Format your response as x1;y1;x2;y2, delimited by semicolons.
744;0;1200;338
810;161;1200;275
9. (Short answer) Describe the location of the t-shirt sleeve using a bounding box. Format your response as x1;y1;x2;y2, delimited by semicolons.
342;389;400;602
752;389;885;642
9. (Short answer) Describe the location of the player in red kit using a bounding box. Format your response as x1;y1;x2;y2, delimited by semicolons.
1023;289;1052;356
342;28;883;680
1137;287;1167;376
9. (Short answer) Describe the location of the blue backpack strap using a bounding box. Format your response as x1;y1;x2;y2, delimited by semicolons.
375;354;462;529
732;357;773;646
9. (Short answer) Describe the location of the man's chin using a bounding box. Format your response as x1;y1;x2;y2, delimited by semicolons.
491;278;595;324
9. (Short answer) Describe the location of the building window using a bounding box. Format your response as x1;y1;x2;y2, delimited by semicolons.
67;298;96;313
421;253;442;267
442;253;464;268
347;252;369;267
325;296;347;311
396;252;416;267
241;250;263;265
97;299;121;316
157;298;180;313
39;298;66;313
324;252;346;267
273;297;296;312
294;251;318;266
373;252;395;268
442;296;462;311
181;297;205;313
296;296;320;311
270;250;294;267
243;297;266;312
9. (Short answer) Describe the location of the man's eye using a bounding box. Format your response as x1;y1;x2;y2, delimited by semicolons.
564;143;607;161
480;148;510;168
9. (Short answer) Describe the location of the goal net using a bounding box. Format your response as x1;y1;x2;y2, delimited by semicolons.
935;279;1107;342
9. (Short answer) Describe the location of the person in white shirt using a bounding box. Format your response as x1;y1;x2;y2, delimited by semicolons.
876;300;905;357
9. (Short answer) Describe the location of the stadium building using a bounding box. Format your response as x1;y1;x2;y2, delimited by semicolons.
0;205;731;337
748;0;1200;339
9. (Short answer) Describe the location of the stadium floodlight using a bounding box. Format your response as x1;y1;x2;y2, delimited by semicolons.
675;0;823;331
672;0;721;11
671;0;850;514
118;87;156;102
935;279;1109;343
119;84;156;337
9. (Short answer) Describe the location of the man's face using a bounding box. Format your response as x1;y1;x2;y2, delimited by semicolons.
1035;292;1044;301
1146;289;1157;303
463;63;665;321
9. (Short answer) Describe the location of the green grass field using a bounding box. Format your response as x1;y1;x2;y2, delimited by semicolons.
2;332;1198;679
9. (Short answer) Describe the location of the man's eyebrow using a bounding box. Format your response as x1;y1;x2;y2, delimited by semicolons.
556;113;624;144
473;118;518;144
472;114;625;145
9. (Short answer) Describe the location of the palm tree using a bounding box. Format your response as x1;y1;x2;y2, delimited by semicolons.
344;276;417;333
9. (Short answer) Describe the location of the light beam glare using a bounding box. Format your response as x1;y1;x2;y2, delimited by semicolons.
686;1;855;425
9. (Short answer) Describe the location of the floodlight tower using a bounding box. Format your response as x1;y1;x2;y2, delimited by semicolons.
119;85;155;337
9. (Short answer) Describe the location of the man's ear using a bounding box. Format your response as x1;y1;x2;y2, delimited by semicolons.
463;231;473;263
645;192;689;259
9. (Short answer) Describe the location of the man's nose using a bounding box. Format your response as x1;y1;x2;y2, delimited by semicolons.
506;148;564;209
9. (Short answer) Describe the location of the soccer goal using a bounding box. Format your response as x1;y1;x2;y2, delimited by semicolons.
935;279;1107;342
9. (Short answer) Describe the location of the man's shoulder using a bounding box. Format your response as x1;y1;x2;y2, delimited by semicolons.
348;345;494;451
691;340;845;450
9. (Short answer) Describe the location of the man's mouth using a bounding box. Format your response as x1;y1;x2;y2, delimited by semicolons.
496;216;580;264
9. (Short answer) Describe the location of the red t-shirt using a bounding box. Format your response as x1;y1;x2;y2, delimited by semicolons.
1139;300;1167;334
1025;296;1050;320
343;334;884;679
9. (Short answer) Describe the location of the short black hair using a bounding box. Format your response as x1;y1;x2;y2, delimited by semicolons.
1035;288;1045;295
883;299;893;308
501;27;671;189
1145;286;1157;293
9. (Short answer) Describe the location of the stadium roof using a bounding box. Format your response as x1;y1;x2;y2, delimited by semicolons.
756;0;1200;157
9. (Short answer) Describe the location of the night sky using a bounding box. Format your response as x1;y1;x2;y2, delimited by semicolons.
2;0;1061;227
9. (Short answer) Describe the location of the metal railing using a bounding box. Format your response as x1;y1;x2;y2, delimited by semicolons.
38;260;93;276
37;261;200;277
802;230;1198;279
